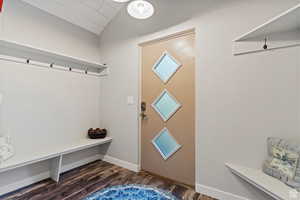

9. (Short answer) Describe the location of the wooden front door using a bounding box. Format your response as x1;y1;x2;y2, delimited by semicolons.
140;30;195;186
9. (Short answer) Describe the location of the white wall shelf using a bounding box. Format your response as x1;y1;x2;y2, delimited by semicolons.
233;3;300;55
0;39;108;76
0;137;112;182
226;163;294;200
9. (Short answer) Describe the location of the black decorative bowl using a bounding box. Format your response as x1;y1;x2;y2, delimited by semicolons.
88;128;107;139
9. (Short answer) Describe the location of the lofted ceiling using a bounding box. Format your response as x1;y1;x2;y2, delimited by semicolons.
21;0;125;35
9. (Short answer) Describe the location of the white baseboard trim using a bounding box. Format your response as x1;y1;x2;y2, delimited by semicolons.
0;154;140;196
196;184;250;200
101;154;140;173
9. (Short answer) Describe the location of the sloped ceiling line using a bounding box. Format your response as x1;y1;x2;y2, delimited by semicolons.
22;0;124;35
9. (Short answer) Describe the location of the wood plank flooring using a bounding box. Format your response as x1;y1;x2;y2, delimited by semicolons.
0;160;216;200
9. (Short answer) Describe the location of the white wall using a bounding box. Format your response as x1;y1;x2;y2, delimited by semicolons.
99;0;300;199
0;0;103;194
0;0;101;62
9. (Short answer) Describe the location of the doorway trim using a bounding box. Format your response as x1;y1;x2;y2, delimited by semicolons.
137;28;198;186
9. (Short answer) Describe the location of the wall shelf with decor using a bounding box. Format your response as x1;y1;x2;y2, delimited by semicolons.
0;39;108;77
233;3;300;55
226;163;293;200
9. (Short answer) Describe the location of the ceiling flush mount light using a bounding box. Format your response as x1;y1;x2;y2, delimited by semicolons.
127;0;154;19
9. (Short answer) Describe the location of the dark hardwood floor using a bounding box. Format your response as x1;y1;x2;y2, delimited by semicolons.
0;160;216;200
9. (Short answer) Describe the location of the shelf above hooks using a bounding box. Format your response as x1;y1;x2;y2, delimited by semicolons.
0;39;108;77
233;3;300;55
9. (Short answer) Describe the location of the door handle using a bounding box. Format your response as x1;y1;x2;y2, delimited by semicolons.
140;101;148;120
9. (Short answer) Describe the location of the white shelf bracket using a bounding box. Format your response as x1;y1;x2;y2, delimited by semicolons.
50;155;62;182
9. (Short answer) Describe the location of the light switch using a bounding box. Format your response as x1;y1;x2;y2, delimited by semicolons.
127;96;134;105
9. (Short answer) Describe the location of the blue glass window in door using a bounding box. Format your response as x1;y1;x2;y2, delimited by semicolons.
152;128;181;160
152;52;182;83
152;89;181;122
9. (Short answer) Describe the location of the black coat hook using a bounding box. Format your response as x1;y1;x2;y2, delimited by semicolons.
263;37;268;50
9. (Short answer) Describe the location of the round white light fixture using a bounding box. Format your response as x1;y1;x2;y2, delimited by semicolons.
127;0;154;19
112;0;130;2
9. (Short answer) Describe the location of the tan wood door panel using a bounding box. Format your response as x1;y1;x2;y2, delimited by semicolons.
140;31;195;186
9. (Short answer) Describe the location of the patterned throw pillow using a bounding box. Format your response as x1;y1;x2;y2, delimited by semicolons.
263;138;300;191
270;146;299;178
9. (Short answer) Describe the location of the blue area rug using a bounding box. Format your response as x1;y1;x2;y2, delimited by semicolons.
84;184;178;200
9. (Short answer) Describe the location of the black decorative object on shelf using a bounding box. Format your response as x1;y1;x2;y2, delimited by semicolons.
88;128;107;139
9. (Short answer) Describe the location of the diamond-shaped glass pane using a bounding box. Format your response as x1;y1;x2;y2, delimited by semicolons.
152;128;181;160
152;52;181;83
152;90;181;121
